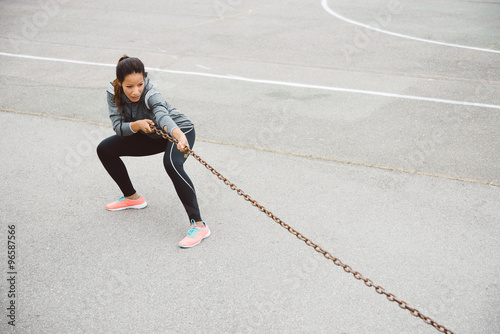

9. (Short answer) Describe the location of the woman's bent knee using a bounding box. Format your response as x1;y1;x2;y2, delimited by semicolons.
96;137;116;159
96;140;107;158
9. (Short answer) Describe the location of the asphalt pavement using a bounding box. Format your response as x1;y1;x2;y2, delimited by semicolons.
0;1;499;333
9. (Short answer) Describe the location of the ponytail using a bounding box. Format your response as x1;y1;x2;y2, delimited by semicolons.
112;77;122;112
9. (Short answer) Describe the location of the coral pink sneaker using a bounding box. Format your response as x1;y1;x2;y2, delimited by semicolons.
106;195;147;211
178;220;211;248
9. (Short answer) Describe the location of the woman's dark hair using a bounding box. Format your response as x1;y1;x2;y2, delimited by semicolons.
112;55;145;110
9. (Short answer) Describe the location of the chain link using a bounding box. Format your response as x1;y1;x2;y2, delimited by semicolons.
152;125;455;334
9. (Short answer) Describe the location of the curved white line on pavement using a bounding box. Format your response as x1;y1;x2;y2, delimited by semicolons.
321;0;500;54
1;51;499;110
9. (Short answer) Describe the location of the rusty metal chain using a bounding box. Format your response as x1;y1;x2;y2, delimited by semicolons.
152;125;456;334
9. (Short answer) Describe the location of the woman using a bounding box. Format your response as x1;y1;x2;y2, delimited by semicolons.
97;55;209;248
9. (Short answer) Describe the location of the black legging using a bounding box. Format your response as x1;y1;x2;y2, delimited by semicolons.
96;127;202;222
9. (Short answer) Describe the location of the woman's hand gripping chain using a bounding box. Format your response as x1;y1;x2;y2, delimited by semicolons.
149;123;191;158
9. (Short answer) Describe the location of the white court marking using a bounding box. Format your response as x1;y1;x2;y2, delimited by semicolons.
321;0;500;54
1;51;499;110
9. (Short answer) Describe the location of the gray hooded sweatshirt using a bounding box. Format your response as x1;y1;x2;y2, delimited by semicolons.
106;74;193;139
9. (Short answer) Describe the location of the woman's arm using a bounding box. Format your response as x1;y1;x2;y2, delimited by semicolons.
107;87;137;137
146;89;179;136
131;119;155;133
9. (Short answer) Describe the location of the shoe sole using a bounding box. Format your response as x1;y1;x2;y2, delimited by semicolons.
106;202;148;211
178;230;211;248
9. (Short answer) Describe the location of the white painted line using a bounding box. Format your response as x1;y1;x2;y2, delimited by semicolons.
321;0;500;54
196;64;211;70
1;51;499;110
0;52;116;68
